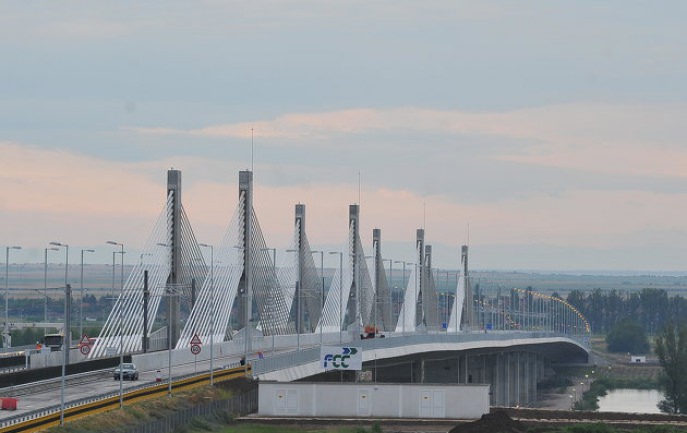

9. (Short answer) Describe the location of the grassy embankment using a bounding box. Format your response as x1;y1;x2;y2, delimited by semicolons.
45;383;383;433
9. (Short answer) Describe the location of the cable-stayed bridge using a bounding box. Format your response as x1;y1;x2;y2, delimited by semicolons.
87;169;591;407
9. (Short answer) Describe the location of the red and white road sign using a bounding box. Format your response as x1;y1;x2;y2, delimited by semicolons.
79;334;91;346
190;334;202;345
79;344;91;355
190;344;201;355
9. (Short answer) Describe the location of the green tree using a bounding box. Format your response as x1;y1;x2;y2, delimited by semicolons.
655;322;687;414
606;317;649;354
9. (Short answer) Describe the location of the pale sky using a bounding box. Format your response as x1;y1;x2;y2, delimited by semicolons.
1;1;687;272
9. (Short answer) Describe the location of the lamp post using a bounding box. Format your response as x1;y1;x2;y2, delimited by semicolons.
139;253;153;266
44;247;59;323
5;245;22;326
110;251;116;302
329;252;343;344
311;251;324;345
198;243;214;386
80;249;95;340
106;240;125;409
107;242;125;300
49;241;68;425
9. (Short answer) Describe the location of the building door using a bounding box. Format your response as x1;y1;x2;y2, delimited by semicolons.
275;389;300;415
420;390;445;418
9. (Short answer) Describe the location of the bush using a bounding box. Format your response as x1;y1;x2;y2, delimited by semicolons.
606;317;650;354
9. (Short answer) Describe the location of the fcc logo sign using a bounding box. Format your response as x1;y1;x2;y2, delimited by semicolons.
320;346;362;370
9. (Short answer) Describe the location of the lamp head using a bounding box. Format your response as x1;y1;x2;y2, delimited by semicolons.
49;241;65;247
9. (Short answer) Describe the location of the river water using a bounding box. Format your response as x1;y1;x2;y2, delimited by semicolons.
597;389;663;414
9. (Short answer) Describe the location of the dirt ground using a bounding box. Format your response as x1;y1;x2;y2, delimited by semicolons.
448;411;527;433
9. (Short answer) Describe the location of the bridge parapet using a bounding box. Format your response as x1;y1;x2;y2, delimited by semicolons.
251;331;589;378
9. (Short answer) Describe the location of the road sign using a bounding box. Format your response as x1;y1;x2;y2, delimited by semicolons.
79;344;91;355
79;334;91;346
190;334;202;345
190;344;201;355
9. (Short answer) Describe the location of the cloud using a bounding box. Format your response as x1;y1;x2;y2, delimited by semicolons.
4;136;687;270
0;141;161;217
131;102;687;180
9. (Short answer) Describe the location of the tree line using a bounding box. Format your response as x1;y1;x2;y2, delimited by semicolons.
560;287;687;414
563;287;687;335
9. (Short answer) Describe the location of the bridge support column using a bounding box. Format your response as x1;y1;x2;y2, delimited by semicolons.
516;352;523;407
167;169;182;349
528;352;537;405
503;352;515;407
456;355;461;383
494;352;506;406
463;353;469;383
240;171;254;359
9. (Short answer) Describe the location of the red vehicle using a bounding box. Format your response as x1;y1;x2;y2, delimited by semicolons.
360;325;385;339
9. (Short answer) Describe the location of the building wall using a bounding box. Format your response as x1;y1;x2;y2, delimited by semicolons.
258;382;489;419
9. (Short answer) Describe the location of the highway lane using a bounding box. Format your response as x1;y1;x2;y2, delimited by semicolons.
0;353;244;426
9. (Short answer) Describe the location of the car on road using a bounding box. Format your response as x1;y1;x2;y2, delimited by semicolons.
113;363;139;381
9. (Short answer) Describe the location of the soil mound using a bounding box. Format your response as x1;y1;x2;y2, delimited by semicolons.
449;411;527;433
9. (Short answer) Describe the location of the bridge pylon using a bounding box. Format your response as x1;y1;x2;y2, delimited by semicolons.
177;170;295;350
372;228;392;332
92;169;208;357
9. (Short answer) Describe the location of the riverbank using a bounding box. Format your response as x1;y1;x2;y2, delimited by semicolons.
533;335;663;413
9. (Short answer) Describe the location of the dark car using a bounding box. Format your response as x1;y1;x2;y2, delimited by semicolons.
114;363;139;381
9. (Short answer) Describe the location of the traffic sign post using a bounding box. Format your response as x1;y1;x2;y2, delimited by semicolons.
190;334;202;355
79;334;92;356
189;334;202;372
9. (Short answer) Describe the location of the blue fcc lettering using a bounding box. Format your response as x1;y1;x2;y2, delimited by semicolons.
323;353;350;368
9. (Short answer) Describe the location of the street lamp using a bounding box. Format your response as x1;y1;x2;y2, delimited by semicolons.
49;241;68;426
80;249;95;340
139;253;153;266
198;243;214;386
106;240;125;409
311;251;324;345
5;245;22;326
328;252;343;344
44;247;59;323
